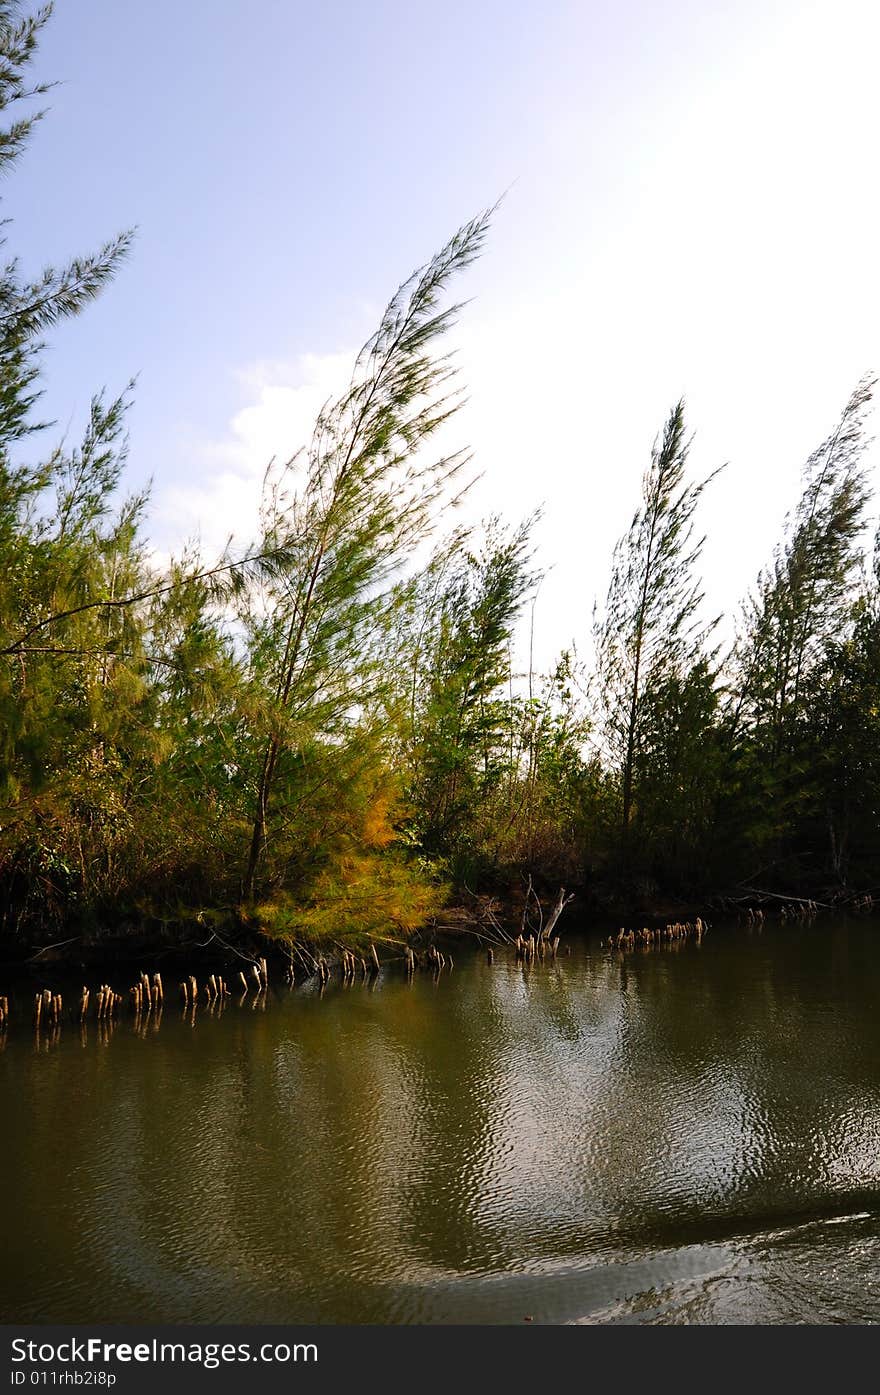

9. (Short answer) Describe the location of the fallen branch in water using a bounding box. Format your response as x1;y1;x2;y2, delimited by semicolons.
541;887;575;940
739;888;832;910
193;927;262;968
26;936;80;962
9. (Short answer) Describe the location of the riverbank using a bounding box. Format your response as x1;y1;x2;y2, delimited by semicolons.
0;878;575;973
1;873;871;982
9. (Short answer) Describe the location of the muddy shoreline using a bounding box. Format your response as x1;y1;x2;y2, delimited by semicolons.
0;880;863;984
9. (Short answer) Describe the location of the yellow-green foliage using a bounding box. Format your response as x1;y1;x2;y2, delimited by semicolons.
253;776;446;947
256;853;446;949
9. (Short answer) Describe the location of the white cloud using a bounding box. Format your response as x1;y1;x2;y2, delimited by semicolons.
153;350;355;558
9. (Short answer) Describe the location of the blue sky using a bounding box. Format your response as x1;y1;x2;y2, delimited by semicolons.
14;0;880;666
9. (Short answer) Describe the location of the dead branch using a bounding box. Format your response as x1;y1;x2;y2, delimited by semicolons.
541;887;575;940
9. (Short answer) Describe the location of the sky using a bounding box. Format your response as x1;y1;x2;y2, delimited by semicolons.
12;0;880;669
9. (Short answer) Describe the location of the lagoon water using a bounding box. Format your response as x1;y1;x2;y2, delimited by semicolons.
3;916;880;1324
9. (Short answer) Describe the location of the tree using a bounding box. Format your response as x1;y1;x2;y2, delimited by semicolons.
801;597;880;887
0;3;136;931
630;657;723;886
595;401;719;845
728;376;873;755
397;518;537;869
708;378;875;891
240;211;492;901
483;648;600;882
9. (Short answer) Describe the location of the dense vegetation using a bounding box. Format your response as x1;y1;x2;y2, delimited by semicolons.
2;4;879;953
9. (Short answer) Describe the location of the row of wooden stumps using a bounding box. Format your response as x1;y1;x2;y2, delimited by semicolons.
34;988;65;1026
515;933;561;963
179;958;268;1006
29;975;163;1028
745;901;820;924
402;944;452;976
4;963;276;1039
129;972;163;1015
339;949;370;982
9;961;275;1035
779;900;818;921
604;918;707;953
180;972;229;1006
314;941;455;987
316;944;383;987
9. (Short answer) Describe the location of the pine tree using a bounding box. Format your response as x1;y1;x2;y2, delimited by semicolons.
240;211;492;900
399;518;536;864
595;401;720;844
0;3;136;931
729;376;873;755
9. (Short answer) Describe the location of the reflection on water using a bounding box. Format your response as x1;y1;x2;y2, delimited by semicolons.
3;917;880;1323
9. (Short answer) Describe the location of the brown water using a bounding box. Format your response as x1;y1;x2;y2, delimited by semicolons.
3;917;880;1324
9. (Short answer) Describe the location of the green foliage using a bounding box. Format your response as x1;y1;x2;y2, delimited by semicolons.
397;519;537;859
729;377;873;754
595;400;721;858
707;379;875;889
240;210;494;901
630;658;724;887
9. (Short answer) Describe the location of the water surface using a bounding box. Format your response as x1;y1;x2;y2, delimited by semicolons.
3;916;880;1324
